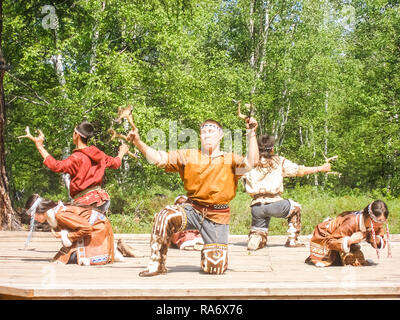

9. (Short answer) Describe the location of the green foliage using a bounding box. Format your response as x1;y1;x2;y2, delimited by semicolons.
3;1;400;234
105;185;400;235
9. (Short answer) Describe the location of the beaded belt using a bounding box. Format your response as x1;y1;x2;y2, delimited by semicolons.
188;200;229;211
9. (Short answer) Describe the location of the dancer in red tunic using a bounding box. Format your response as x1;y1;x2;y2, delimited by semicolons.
24;120;128;212
22;121;141;258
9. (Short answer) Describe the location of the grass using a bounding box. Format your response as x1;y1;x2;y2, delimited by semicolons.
107;185;400;235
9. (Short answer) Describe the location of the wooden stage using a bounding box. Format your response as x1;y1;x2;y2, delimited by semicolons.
0;231;399;300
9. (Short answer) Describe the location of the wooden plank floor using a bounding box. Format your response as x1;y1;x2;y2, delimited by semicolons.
0;231;399;299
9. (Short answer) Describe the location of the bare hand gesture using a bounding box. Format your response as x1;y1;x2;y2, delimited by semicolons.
127;127;141;145
245;117;258;131
51;229;61;239
18;127;45;147
319;162;331;172
118;143;129;156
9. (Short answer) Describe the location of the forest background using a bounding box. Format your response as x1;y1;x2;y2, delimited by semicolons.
1;0;399;234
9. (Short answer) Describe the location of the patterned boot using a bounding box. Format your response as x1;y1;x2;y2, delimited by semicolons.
201;244;228;275
285;203;305;247
247;229;268;251
139;206;185;277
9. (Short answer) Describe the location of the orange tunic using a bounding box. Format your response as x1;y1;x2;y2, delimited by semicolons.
157;149;250;224
159;149;249;205
50;205;114;265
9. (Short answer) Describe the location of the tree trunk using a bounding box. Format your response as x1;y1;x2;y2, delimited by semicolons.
0;0;20;230
249;0;273;97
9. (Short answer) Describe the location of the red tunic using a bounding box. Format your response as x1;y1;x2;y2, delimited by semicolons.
43;146;121;205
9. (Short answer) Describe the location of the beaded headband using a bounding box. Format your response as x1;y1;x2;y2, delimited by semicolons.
200;123;222;132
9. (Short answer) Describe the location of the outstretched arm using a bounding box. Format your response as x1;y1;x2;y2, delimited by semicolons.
300;162;331;175
127;127;164;164
35;137;50;160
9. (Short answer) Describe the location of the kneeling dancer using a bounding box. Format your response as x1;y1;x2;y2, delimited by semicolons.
305;200;391;267
25;194;115;265
242;134;331;249
127;118;258;276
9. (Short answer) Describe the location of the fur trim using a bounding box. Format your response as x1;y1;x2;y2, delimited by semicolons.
358;214;366;232
60;230;72;247
79;258;90;266
342;236;350;253
46;209;58;229
377;236;384;249
288;199;301;214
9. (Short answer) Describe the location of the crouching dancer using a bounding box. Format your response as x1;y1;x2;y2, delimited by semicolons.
305;200;391;267
127;118;258;276
25;194;115;265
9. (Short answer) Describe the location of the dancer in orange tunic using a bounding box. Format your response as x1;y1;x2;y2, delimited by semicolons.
127;118;259;276
25;194;115;265
305;200;391;267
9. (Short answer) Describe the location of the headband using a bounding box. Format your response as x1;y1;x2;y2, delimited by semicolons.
259;146;274;151
74;128;87;139
200;123;222;132
174;195;188;204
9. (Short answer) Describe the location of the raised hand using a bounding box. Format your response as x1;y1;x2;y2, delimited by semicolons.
18;127;45;147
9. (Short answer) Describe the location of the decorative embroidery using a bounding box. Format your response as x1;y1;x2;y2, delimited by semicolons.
59;246;70;255
201;244;228;274
88;209;106;225
90;255;109;264
310;243;328;258
77;238;86;265
213;204;229;210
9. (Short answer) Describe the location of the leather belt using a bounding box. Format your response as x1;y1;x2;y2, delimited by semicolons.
73;186;102;200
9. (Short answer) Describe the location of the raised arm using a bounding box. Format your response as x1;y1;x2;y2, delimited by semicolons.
127;127;164;165
18;127;50;160
245;117;259;168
